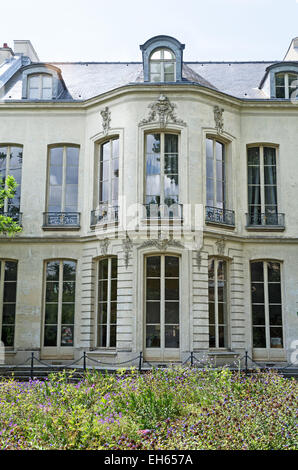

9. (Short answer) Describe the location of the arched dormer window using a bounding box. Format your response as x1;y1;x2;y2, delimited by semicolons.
259;62;298;99
140;35;185;83
275;72;298;99
149;48;176;82
21;64;65;100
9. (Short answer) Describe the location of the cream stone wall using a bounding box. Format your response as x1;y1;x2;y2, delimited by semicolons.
0;85;297;366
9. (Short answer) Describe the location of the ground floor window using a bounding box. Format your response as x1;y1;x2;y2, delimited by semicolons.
43;260;76;347
145;255;180;349
208;258;228;348
97;257;117;348
250;261;283;349
0;260;17;347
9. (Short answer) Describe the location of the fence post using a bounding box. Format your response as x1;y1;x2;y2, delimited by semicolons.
83;351;86;372
245;351;248;375
138;351;143;373
30;352;34;380
190;351;194;367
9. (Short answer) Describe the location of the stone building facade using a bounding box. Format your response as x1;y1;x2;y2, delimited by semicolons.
0;35;297;366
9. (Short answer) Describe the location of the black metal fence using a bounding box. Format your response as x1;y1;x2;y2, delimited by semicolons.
0;351;297;381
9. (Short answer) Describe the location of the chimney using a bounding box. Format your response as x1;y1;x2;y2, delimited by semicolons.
0;43;14;64
13;40;39;62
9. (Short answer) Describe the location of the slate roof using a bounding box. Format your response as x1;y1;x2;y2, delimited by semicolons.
0;59;278;101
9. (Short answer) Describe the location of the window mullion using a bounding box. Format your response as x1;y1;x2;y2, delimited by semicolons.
107;258;111;348
161;133;165;205
161;255;165;351
61;146;66;213
57;261;63;348
214;259;219;348
4;146;9;213
285;74;289;99
0;261;4;336
109;142;113;207
263;262;270;349
260;147;265;214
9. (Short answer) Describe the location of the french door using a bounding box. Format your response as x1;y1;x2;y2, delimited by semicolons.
144;255;180;361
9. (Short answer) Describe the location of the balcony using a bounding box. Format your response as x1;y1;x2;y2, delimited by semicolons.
246;212;285;230
43;212;80;229
0;210;22;226
144;203;183;220
205;206;235;227
91;205;119;226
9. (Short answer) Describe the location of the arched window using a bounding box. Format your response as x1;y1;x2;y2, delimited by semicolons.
28;73;53;99
208;258;228;348
0;260;18;348
250;261;283;349
43;260;76;348
149;48;176;82
0;145;23;221
275;72;298;99
97;257;117;348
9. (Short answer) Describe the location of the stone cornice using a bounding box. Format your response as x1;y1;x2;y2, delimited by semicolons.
2;83;298;112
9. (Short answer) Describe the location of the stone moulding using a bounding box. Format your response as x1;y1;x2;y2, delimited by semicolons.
139;94;186;128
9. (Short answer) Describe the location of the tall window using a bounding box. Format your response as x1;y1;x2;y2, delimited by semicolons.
47;146;79;224
97;258;117;348
0;145;23;218
0;261;18;347
275;72;298;99
28;74;52;99
208;258;228;348
149;48;176;82
97;138;119;219
247;146;277;225
251;261;283;349
145;133;179;213
44;260;76;347
206;137;225;209
145;255;180;350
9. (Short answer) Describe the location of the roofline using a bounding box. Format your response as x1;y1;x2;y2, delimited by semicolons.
47;60;277;65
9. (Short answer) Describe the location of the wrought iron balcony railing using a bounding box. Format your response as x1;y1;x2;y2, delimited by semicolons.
246;212;285;227
144;203;183;220
0;210;22;225
43;212;80;228
91;205;119;226
205;206;235;226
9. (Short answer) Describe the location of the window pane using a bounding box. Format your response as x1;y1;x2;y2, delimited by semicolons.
268;283;281;304
251;262;264;282
247;147;260;165
269;305;282;326
63;261;76;280
97;325;107;347
253;327;266;348
46;282;59;302
165;279;179;300
268;262;280;282
146;325;160;348
4;261;17;281
146;256;161;277
98;259;108;280
165;325;179;348
146;302;160;324
251;283;264;303
45;304;58;324
147;279;160;300
44;326;57;347
46;261;60;281
62;281;75;302
165;256;179;278
61;326;74;347
252;304;265;325
61;304;75;324
165;134;178;154
270;328;283;348
2;304;15;324
1;326;14;347
165;302;179;324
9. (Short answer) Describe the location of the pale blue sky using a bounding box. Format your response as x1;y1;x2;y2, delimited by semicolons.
2;0;298;62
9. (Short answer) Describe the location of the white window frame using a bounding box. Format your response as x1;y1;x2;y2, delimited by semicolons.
149;48;176;82
42;259;76;349
98;137;119;208
96;257;117;349
275;72;298;99
0;260;18;348
208;257;229;349
47;145;79;213
206;137;225;209
250;261;284;350
28;73;53;100
0;145;23;213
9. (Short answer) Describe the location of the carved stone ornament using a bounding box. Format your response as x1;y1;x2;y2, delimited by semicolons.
214;105;224;134
100;106;111;135
122;232;133;269
139;94;186;128
99;238;110;256
140;235;184;251
216;238;226;256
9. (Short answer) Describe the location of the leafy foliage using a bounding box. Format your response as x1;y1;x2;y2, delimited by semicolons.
0;175;22;235
0;368;297;450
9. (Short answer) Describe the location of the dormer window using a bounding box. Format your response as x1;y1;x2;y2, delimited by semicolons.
149;48;176;82
275;72;298;99
140;35;185;83
28;73;53;99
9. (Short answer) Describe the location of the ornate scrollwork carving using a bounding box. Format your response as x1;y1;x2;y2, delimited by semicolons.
100;106;111;135
139;94;186;128
214;105;224;134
